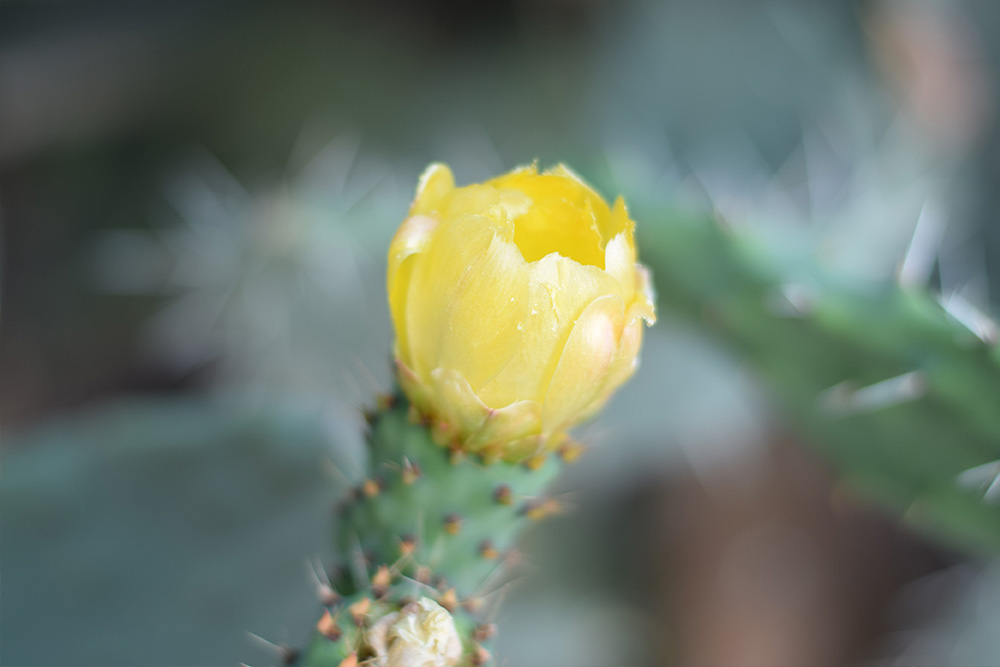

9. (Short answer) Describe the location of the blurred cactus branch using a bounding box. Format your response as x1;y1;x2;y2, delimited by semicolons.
640;208;1000;553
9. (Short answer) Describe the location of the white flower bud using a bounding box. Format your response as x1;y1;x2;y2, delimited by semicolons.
368;597;462;667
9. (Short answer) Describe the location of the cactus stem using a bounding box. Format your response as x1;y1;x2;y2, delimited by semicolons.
298;392;566;666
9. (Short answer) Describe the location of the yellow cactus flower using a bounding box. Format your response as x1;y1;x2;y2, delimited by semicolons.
387;163;656;462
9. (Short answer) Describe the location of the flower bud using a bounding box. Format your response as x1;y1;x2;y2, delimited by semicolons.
388;163;656;462
368;598;462;667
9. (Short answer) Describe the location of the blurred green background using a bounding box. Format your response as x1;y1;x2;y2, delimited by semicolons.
4;1;1000;665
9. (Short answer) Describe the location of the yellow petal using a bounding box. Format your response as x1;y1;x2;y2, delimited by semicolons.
606;304;645;391
574;304;646;424
487;165;609;267
389;253;420;368
410;163;454;216
442;186;508;237
387;216;439;367
475;253;624;408
387;215;438;291
437;235;529;388
547;166;630;247
607;196;634;245
404;214;497;377
542;294;625;434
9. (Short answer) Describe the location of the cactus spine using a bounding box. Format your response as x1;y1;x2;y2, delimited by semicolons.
296;391;563;666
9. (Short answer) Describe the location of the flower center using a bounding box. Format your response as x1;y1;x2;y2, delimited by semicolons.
495;174;609;268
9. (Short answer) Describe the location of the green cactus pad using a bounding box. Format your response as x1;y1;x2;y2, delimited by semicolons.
341;393;561;594
296;390;562;666
640;208;1000;554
